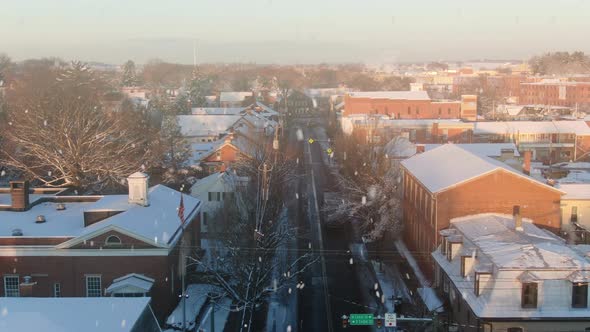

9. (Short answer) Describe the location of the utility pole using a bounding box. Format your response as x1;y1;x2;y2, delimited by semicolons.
210;299;215;332
182;254;187;332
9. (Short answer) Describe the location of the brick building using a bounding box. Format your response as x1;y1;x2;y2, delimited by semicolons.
520;80;590;110
0;173;201;321
342;91;467;120
400;144;563;277
340;115;474;145
473;120;590;162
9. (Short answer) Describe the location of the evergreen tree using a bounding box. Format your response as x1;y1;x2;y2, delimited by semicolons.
121;60;139;87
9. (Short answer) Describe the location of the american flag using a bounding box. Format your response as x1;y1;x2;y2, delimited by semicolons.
178;194;185;224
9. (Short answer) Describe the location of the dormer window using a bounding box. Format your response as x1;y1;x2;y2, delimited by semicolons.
573;282;588;308
521;283;538;308
105;235;122;246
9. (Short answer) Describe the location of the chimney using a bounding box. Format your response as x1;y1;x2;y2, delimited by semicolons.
127;172;149;206
19;276;36;297
10;181;30;211
431;122;439;143
513;205;523;231
523;150;532;175
416;145;425;153
224;133;234;144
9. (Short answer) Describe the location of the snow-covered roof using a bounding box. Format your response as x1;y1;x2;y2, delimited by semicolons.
422;143;520;157
401;144;559;194
0;297;153;332
0;185;201;247
190;171;244;197
219;91;252;102
450;213;582;269
176;115;242;137
556;183;590;200
189;140;225;164
191;107;246;115
435;213;590;319
384;136;417;158
304;87;353;98
106;273;155;294
347;90;431;101
166;284;222;330
473;121;590;135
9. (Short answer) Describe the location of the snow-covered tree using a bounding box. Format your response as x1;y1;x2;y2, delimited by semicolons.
121;60;139;87
187;75;212;108
188;144;316;331
324;132;403;242
1;63;157;193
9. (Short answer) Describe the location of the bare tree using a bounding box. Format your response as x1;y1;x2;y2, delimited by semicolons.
324;132;403;242
188;143;315;331
1;62;157;192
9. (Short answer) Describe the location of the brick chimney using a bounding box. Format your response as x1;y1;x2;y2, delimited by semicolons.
10;181;30;211
513;205;523;231
523;150;532;175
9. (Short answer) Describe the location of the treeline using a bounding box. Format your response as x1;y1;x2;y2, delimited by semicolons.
529;51;590;75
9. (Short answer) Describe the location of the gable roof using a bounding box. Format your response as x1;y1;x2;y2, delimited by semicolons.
176;115;242;137
106;273;155;294
219;91;252;102
0;185;200;249
401;144;563;194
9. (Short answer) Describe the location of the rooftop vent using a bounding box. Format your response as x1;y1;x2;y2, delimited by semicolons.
56;203;66;211
12;228;23;236
35;215;46;224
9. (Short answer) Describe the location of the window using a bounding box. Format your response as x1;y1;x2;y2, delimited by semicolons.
474;273;481;296
53;283;61;297
105;235;121;246
573;282;588;308
208;192;221;201
86;276;102;297
438;107;441;115
203;212;208;226
521;283;538;308
416;107;419;114
407;106;410;114
572;206;579;223
4;276;19;297
448;108;451;114
507;328;523;332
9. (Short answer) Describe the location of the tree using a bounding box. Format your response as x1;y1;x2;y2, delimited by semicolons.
1;62;156;193
189;144;316;331
159;114;192;183
187;75;212;108
426;62;449;72
0;53;13;83
323;132;403;242
121;60;139;87
530;51;590;75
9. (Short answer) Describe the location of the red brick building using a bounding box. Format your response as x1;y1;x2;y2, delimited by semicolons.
400;144;563;277
520;81;590;109
0;173;201;321
343;91;465;120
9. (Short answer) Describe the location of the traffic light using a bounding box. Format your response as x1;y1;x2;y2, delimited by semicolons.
375;315;383;329
341;315;349;328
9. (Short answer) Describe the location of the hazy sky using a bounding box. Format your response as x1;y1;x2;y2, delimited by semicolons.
1;0;589;64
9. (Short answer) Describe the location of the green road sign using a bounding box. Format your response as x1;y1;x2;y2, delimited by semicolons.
349;313;374;326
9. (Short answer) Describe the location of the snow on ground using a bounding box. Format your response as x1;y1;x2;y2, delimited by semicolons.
196;297;232;332
417;288;444;313
372;260;412;313
166;284;222;330
394;240;430;288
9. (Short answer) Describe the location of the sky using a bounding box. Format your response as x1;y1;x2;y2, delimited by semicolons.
1;0;589;64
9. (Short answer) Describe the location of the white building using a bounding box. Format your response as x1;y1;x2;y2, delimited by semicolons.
433;213;590;332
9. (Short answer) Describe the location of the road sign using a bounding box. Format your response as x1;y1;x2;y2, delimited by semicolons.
326;148;333;154
349;313;374;326
308;138;315;144
384;313;397;327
